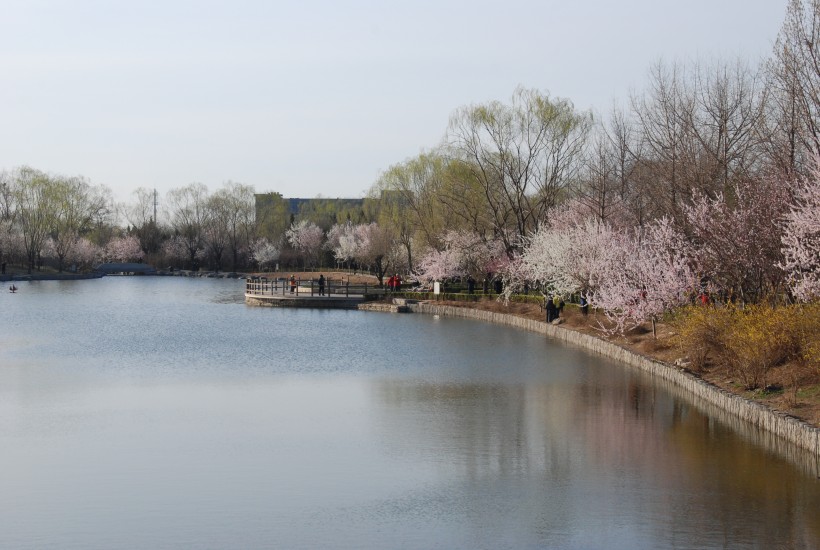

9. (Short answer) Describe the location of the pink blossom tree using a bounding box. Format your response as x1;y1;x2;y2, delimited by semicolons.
413;230;506;284
351;223;395;285
590;217;697;335
684;177;791;302
105;235;145;263
67;237;102;270
781;171;820;301
413;247;463;284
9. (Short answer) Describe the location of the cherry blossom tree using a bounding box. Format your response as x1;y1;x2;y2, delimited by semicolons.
48;237;101;271
413;247;463;284
684;177;791;302
105;235;144;263
351;223;394;285
781;170;820;301
325;222;358;268
249;238;280;270
413;230;506;284
286;220;324;268
70;238;102;270
590;218;696;335
508;214;616;298
325;222;399;284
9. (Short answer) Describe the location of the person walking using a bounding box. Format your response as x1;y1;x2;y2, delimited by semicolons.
290;275;296;293
546;297;557;323
553;294;565;317
318;274;325;296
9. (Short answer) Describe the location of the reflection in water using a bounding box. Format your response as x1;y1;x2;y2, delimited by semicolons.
372;373;820;549
1;277;819;549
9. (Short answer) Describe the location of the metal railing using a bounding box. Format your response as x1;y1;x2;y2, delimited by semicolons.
246;277;382;298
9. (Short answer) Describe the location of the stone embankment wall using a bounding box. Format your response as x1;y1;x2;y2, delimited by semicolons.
245;295;362;309
409;303;820;462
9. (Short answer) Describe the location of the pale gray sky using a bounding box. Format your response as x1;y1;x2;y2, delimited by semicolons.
0;0;788;203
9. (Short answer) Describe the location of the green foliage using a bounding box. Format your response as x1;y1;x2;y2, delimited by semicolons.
508;294;545;306
297;198;367;231
256;192;291;242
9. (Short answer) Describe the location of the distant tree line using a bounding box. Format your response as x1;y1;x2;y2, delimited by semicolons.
2;0;820;310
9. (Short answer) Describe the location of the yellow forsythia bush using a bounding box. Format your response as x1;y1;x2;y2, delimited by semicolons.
676;303;808;389
719;304;798;390
674;305;731;371
792;302;820;372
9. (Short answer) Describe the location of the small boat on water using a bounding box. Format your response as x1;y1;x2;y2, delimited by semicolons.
9;284;17;293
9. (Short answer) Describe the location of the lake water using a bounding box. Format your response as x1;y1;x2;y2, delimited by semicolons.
1;277;819;549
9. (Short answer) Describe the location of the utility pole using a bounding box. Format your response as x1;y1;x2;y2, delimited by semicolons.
153;188;158;224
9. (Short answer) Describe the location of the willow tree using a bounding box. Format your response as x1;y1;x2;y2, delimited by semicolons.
49;175;110;272
256;192;292;243
372;152;449;264
11;167;59;273
446;87;592;255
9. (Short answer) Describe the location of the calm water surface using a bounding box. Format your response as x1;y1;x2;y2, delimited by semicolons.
1;277;819;549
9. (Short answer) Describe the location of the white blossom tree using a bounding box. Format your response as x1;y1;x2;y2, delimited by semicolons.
782;169;820;301
508;213;616;298
286;220;324;268
250;238;280;270
325;222;358;268
352;223;397;285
